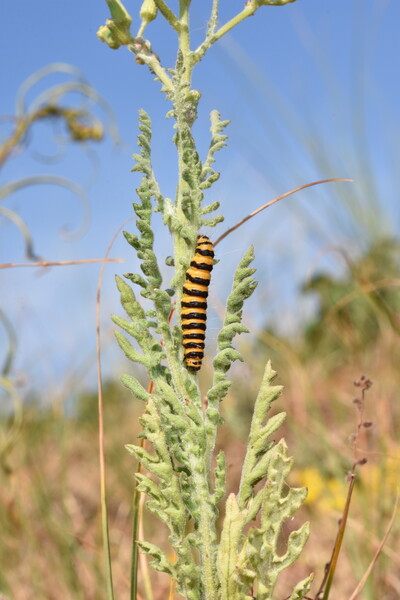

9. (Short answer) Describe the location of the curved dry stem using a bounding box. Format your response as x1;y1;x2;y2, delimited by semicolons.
0;175;90;241
0;99;112;168
27;81;121;145
16;62;88;116
0;206;40;260
214;178;354;247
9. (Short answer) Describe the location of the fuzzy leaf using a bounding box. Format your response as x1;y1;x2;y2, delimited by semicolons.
124;271;148;288
252;412;287;456
115;275;147;321
289;573;314;600
135;472;164;503
275;522;310;570
200;215;225;227
120;374;151;402
137;541;176;576
217;494;249;600
200;200;220;215
114;331;163;368
209;247;257;406
123;230;141;250
201;110;229;184
212;450;226;504
239;361;284;506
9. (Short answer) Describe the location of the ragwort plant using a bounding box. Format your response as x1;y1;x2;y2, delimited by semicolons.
98;1;311;598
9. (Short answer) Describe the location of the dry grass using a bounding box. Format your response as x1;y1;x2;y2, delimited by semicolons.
1;324;400;600
1;235;400;600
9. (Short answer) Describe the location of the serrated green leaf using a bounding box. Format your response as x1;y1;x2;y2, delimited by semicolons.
289;573;314;600
137;541;176;576
217;493;248;600
120;374;151;402
212;451;226;504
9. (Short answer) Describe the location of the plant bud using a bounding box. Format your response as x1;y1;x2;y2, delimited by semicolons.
97;24;121;49
140;0;158;24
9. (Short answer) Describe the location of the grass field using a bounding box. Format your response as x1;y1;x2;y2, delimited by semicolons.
1;260;399;599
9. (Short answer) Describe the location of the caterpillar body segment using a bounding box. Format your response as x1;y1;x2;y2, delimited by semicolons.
181;235;214;371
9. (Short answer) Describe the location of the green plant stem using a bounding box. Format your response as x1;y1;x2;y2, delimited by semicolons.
213;4;257;40
170;55;222;583
192;3;257;64
191;463;218;600
127;42;174;93
153;0;180;31
178;1;192;84
173;0;195;317
173;124;197;317
136;22;146;37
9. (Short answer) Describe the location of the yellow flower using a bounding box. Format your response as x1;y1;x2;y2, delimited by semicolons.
295;467;325;505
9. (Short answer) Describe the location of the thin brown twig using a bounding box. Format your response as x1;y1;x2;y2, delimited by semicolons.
314;475;356;600
0;258;123;270
315;376;372;600
214;178;354;247
348;492;399;600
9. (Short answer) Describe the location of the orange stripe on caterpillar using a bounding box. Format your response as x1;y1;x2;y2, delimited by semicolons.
181;235;214;371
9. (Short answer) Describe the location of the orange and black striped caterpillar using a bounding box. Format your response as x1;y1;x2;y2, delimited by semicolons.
181;235;214;371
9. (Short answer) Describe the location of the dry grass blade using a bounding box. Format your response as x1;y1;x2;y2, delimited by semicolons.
347;493;399;600
214;178;354;247
96;218;132;600
0;258;123;270
317;474;357;600
131;379;155;600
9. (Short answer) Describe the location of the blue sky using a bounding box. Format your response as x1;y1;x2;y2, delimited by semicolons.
1;0;399;403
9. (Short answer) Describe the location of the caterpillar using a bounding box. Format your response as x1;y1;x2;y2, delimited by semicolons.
181;235;214;371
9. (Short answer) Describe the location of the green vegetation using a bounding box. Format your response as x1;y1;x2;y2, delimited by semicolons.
1;1;399;600
99;0;312;598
